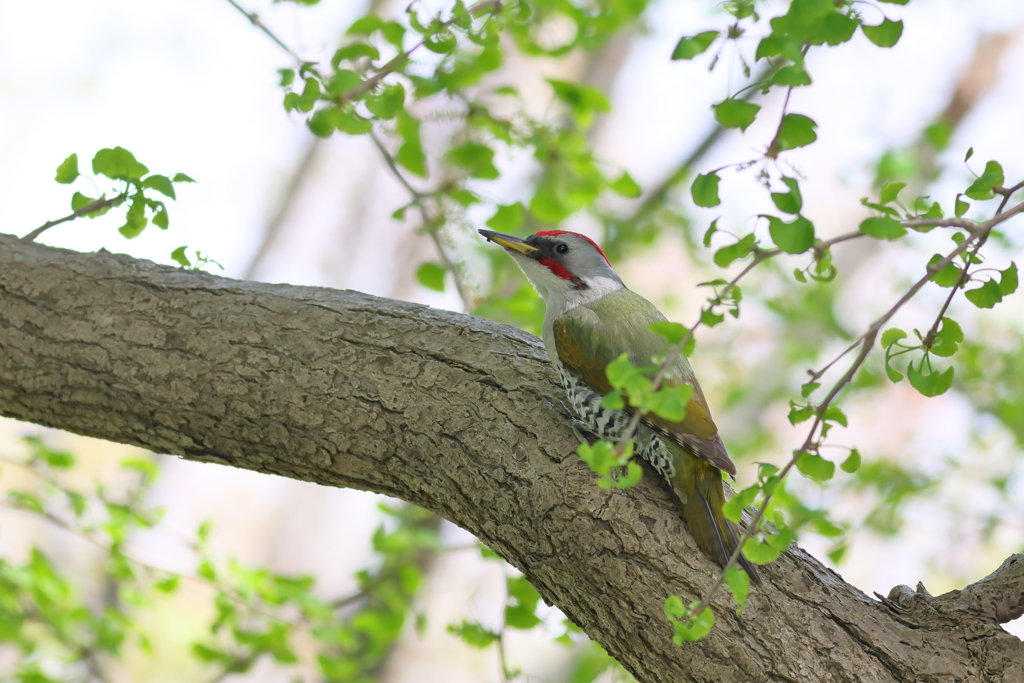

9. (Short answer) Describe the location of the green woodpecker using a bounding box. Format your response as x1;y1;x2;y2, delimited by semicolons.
480;229;759;583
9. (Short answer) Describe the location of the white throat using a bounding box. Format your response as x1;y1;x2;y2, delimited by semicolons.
541;275;623;320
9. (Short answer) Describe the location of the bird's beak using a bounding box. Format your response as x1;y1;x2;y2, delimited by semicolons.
478;230;539;256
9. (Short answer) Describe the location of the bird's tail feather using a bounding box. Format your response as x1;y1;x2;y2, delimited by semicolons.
675;457;762;585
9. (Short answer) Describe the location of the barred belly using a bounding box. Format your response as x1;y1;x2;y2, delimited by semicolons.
555;364;676;479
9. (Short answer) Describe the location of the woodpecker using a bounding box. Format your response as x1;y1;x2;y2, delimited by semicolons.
480;228;759;583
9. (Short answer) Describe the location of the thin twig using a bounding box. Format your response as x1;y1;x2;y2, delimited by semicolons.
22;194;127;242
369;131;477;309
223;0;304;63
497;563;511;683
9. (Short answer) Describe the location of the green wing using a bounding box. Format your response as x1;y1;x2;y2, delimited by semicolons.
552;290;736;476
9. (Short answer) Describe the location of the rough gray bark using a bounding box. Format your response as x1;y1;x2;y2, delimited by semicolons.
1;233;1021;683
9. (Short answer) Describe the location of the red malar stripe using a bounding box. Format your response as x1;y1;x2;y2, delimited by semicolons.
539;257;574;281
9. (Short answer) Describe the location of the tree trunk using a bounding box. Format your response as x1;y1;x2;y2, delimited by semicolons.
1;233;1021;683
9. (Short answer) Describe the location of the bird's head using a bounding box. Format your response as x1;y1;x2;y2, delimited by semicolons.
479;229;624;310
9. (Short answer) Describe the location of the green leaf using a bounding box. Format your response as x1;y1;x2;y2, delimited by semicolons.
703;219;718;248
965;161;1005;201
331;43;380;67
880;328;907;348
907;361;953;397
713;99;760;132
772;114;817;152
666;599;715;643
724;565;750;614
447;189;479;207
396;111;427;177
955;195;970;217
885;360;904;383
824;405;847;427
416;263;447;292
72;191;95;212
505;576;542;629
612;461;644;489
546;78;610;128
67;490;87;516
447;142;498;180
424;29;457;54
964;279;1003;309
722;485;758;524
382;21;405;48
788;402;814;425
671;31;718;60
152;205;169;229
713;234;756;267
879;181;906;205
859;216;906;240
648;321;687;346
347;14;384;36
771;177;802;214
118;195;148;239
55;153;79;184
742;537;783;565
772;65;811;87
154;575;180;594
796;452;835;482
601;390;625;410
766;214;814;254
965;147;974;162
840;449;861;474
327;69;363;96
861;18;903;48
448;620;498;647
366;83;406;120
141;174;176;199
92;147;149;181
610;171;641;198
928;254;962;287
1000;262;1018;296
929;317;963;358
171;246;191;267
7;491;44;514
820;11;859;45
691;172;720;207
648;385;692;422
334;110;373;135
172;172;196;183
606;354;638;391
486;203;524;232
701;309;725;327
24;436;75;468
278;68;295;87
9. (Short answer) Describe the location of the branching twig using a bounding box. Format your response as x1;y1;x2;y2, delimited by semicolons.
22;193;127;243
369;131;477;309
691;198;1024;617
226;0;482;309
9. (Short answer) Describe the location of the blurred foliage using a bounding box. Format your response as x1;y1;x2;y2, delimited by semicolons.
0;438;446;682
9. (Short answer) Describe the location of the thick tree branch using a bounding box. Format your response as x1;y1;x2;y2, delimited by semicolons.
0;233;1020;683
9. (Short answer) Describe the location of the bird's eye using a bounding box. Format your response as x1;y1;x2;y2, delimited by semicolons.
555;243;569;254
